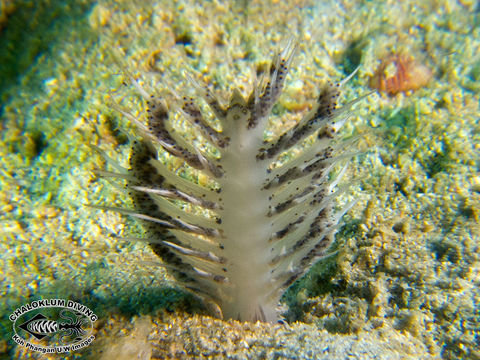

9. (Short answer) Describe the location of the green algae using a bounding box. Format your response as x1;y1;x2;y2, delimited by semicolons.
0;0;95;96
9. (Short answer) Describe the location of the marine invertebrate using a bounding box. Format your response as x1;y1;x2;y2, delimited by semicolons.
95;39;366;323
369;54;432;95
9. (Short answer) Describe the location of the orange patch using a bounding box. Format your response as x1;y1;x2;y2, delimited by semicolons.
370;54;432;96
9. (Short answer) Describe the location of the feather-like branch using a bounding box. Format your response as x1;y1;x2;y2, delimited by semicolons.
93;38;368;323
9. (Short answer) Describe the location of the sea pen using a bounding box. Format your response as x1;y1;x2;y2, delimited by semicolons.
94;38;366;322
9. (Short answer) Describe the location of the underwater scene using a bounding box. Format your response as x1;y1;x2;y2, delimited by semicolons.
0;0;479;359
